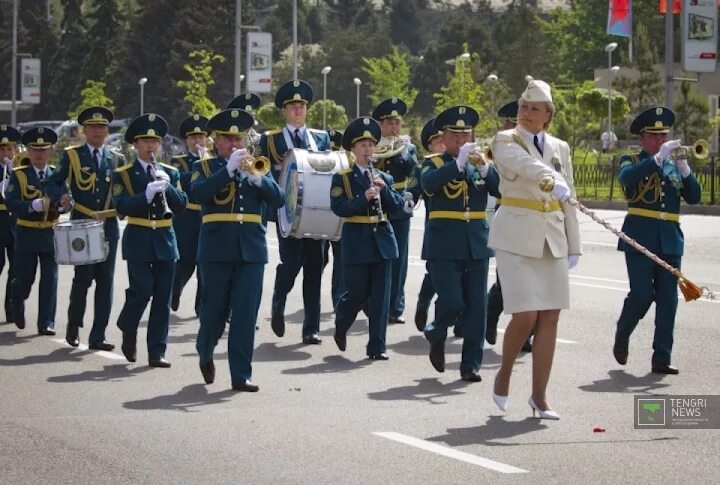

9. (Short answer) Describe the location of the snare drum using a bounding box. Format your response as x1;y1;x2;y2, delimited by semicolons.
54;219;109;265
278;149;350;240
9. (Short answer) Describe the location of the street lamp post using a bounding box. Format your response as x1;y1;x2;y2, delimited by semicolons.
605;42;618;146
353;78;362;118
486;73;498;117
524;75;533;83
321;66;332;129
458;52;470;103
138;77;147;115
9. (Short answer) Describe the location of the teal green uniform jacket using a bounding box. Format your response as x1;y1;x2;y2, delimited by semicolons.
190;156;285;263
420;152;500;261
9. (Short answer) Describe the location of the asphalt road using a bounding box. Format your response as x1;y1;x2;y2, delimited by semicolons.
1;206;719;484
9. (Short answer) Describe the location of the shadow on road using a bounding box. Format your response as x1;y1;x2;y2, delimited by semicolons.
578;370;671;394
282;355;372;375
122;383;235;412
367;377;469;404
0;330;37;347
0;347;88;366
427;416;548;446
47;363;153;383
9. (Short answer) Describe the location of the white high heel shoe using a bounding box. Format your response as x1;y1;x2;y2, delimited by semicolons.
492;374;508;412
528;396;560;420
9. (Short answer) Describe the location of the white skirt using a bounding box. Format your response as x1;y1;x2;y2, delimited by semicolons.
495;245;570;314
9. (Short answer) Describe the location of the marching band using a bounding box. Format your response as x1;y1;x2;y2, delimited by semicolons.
0;76;705;416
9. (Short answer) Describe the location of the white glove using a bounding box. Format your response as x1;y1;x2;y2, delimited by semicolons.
145;180;168;202
227;148;248;176
675;158;691;177
456;142;477;172
568;255;580;270
402;192;414;214
0;179;7;193
551;176;571;202
478;163;489;178
31;198;45;212
246;174;263;187
655;139;681;166
153;168;170;183
2;157;12;169
400;144;410;160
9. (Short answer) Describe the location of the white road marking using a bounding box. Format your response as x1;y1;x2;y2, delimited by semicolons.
373;431;528;474
51;339;125;360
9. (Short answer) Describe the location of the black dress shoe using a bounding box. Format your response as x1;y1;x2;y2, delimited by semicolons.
429;340;445;373
121;333;137;363
38;328;56;336
200;360;215;384
652;364;679;375
414;306;428;332
302;334;322;345
89;341;115;351
149;357;171;368
461;371;483;382
333;332;346;351
388;315;405;324
521;339;533;353
14;311;24;329
66;325;80;347
368;352;389;360
232;379;259;392
271;309;285;338
613;342;628;365
171;295;180;312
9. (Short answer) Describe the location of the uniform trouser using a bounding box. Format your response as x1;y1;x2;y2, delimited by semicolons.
197;261;264;382
116;260;175;359
486;271;503;333
389;218;410;317
67;238;118;342
616;251;680;366
0;240;15;321
335;260;392;356
12;250;57;331
417;262;435;311
273;226;324;336
330;240;345;308
172;257;202;315
424;258;489;374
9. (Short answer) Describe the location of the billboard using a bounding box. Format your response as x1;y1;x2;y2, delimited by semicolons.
681;0;718;72
20;58;41;104
246;32;272;94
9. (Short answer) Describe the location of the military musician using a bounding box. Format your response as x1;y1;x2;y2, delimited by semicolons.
112;114;188;367
258;79;331;345
5;127;70;333
421;106;500;382
330;117;405;360
0;124;20;323
613;107;702;375
169;114;208;317
47;107;125;350
191;109;284;391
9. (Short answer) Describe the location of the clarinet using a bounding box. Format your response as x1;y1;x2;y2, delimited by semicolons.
149;152;173;220
367;157;387;223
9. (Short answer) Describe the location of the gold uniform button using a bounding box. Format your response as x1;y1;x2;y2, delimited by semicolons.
661;204;666;209
659;212;667;220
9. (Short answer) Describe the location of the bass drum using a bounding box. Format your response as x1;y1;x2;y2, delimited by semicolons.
278;149;350;241
54;219;109;265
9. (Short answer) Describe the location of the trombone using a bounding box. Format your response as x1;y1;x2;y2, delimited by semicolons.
669;139;710;161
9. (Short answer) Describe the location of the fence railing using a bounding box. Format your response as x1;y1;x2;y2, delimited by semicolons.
573;156;719;204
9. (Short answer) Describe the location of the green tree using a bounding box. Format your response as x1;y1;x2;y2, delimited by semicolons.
614;24;663;113
68;80;116;119
80;0;124;83
384;0;428;54
255;103;285;130
307;100;349;130
577;88;630;128
362;47;419;111
177;49;226;118
674;80;710;144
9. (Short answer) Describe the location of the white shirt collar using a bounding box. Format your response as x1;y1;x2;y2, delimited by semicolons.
286;123;306;134
87;143;104;154
137;158;150;171
33;164;48;178
516;125;545;149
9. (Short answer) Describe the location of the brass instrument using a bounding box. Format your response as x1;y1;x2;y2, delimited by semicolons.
373;135;411;159
149;152;173;220
237;128;271;176
367;157;387;223
467;146;493;166
669;139;709;160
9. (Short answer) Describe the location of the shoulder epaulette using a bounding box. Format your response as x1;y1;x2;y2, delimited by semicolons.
115;163;133;173
64;144;83;151
429;155;445;169
173;154;188;159
265;129;282;136
338;168;353;175
13;165;27;172
423;153;441;160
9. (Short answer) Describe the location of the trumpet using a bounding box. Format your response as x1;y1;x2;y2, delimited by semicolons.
149;151;173;220
669;139;710;161
373;135;411;159
467;146;493;166
230;147;271;176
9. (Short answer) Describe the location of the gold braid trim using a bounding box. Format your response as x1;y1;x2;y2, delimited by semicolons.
15;169;42;199
267;133;282;165
622;155;661;204
342;173;352;198
443;180;468;200
201;159;235;205
67;148;97;191
119;170;135;196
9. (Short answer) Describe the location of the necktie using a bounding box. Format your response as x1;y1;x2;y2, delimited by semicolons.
93;148;100;170
294;128;305;149
38;170;45;182
533;135;543;156
146;165;154;182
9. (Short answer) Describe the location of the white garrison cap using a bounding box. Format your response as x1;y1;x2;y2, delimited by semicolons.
521;80;552;103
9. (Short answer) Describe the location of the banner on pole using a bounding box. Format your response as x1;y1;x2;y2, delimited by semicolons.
20;58;41;104
246;32;272;94
608;0;632;38
681;0;718;73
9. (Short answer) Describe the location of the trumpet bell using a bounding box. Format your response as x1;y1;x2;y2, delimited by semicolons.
467;147;494;166
240;155;271;176
670;139;710;160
